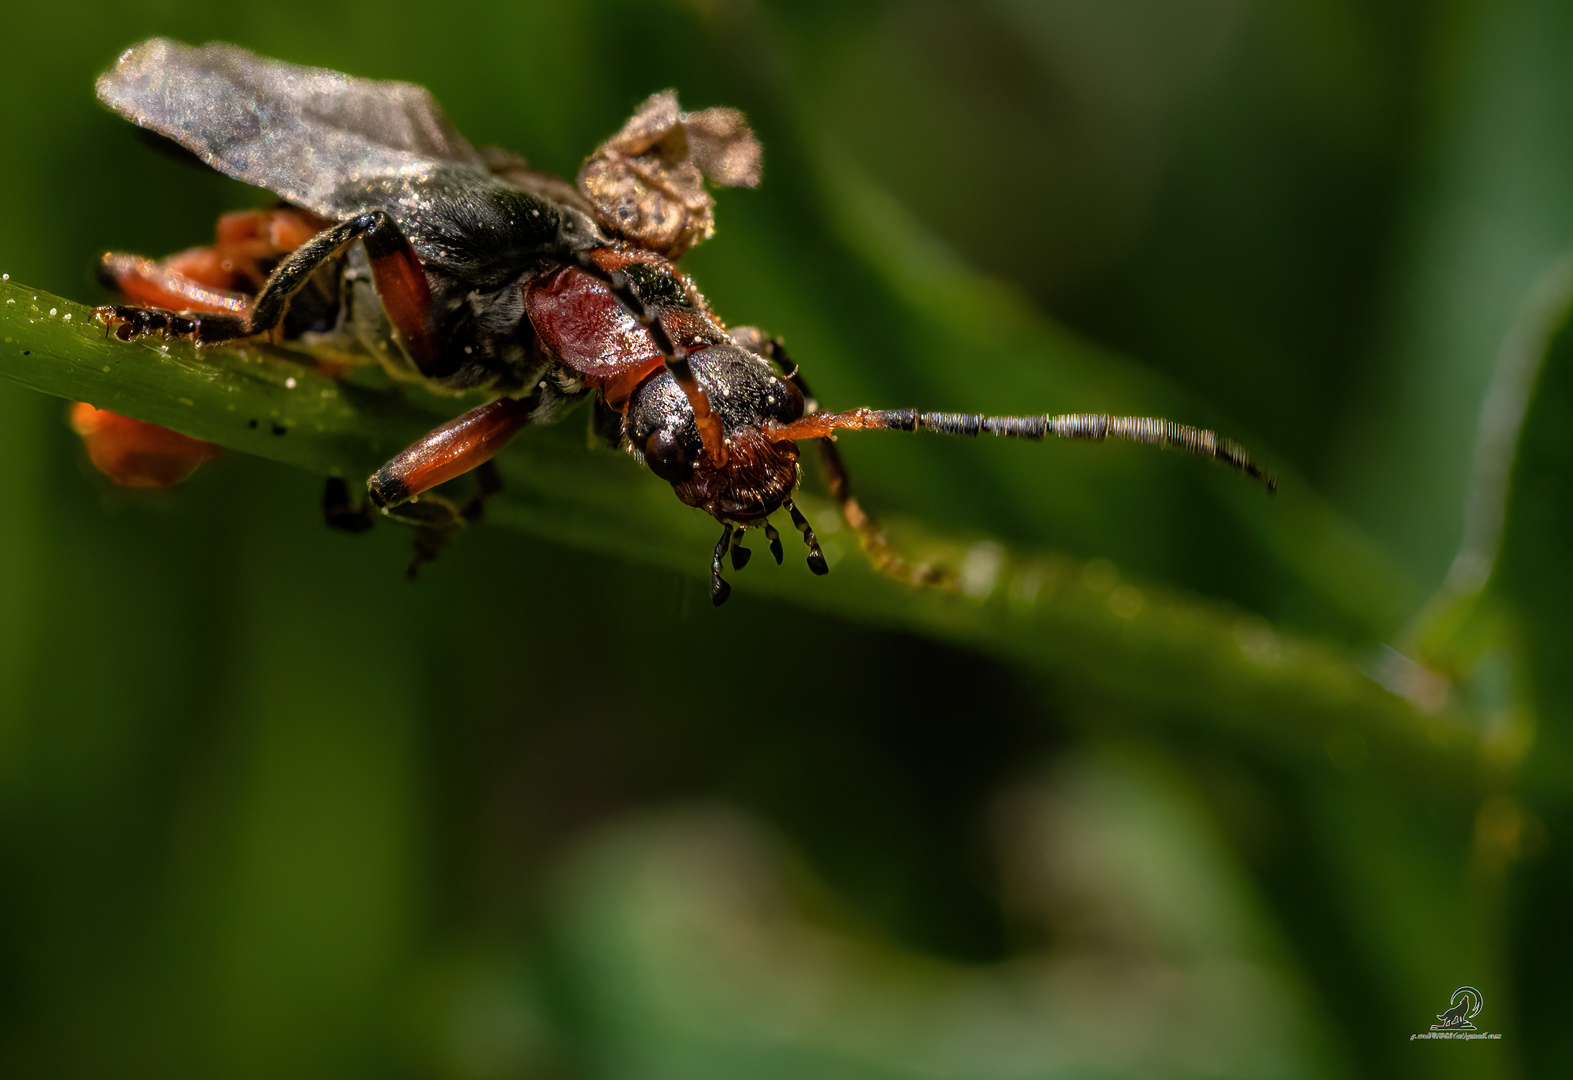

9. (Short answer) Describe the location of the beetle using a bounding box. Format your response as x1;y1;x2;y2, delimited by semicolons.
91;39;1274;604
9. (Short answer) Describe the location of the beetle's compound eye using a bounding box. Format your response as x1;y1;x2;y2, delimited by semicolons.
644;428;697;484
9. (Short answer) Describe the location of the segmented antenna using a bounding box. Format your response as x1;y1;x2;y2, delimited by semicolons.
768;409;1276;493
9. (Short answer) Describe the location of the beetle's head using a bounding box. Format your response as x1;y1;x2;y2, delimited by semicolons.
627;338;1278;608
628;342;805;522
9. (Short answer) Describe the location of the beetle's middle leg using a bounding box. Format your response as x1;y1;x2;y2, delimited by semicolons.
322;476;376;533
361;396;537;575
731;326;949;589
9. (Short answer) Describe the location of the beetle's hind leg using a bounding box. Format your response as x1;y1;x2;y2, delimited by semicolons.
459;460;503;523
733;327;950;589
96;305;249;344
321;475;458;580
95;206;325;345
367;481;496;579
97;210;442;368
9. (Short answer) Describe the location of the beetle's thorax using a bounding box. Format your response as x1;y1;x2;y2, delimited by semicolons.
523;247;725;405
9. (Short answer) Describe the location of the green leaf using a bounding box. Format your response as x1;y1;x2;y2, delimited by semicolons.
0;278;1481;779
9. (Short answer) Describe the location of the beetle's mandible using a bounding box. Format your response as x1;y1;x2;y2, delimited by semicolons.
88;39;1274;604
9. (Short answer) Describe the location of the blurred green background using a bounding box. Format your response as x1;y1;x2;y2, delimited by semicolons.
1;0;1568;1076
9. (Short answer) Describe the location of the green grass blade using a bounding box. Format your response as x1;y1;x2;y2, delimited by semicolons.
0;278;1480;778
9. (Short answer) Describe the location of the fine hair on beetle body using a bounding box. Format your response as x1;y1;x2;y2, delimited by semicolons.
89;38;1275;605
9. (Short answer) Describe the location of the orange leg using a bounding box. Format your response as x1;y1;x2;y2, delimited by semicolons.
368;397;534;509
84;250;238;488
100;253;250;317
83;207;326;488
337;394;529;579
99;206;330;305
99;211;438;375
736;328;947;587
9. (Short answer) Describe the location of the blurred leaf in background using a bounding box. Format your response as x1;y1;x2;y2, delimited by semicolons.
0;0;1567;1077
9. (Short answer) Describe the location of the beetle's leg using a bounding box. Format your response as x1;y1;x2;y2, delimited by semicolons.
712;523;735;606
460;460;503;523
572;251;727;465
335;469;490;579
97;211;439;368
365;399;536;578
96;305;250;344
368;396;537;511
85;209;337;489
381;494;470;578
322;476;376;533
324;459;497;545
99;252;252;316
248;212;437;365
86;249;249;486
736;328;946;587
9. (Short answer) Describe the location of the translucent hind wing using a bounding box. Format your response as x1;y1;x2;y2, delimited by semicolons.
96;38;487;219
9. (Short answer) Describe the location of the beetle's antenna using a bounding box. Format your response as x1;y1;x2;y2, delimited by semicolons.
768;409;1276;493
572;252;728;465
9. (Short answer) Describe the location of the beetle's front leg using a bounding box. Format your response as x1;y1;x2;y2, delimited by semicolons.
731;326;949;589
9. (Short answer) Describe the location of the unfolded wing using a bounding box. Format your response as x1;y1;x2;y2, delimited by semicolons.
97;39;488;219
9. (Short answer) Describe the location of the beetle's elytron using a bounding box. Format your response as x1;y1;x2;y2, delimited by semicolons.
91;39;1274;603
